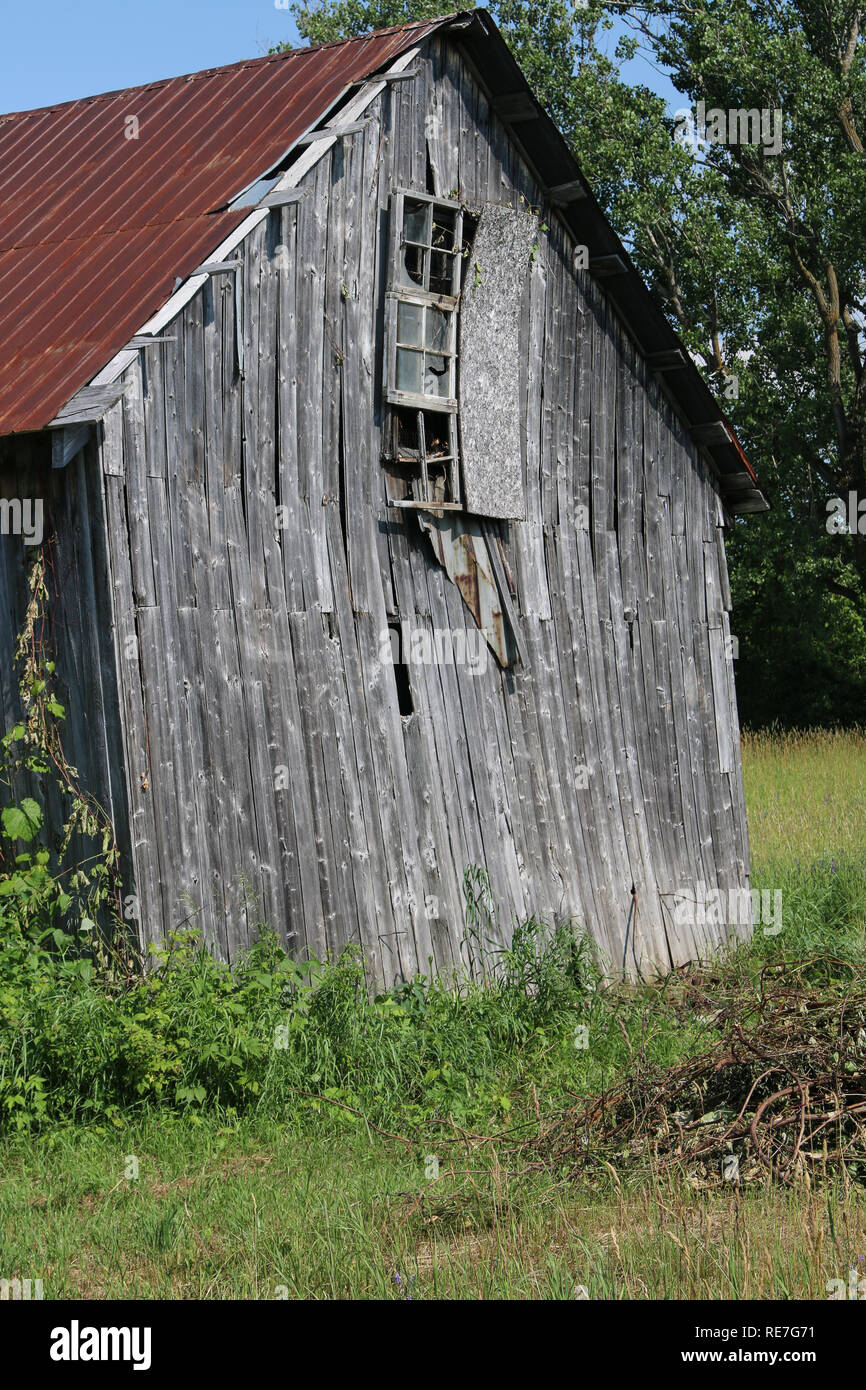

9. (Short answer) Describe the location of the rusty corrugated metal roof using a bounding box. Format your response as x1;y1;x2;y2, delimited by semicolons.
0;18;447;435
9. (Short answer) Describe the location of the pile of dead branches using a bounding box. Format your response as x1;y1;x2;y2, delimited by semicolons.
525;961;866;1186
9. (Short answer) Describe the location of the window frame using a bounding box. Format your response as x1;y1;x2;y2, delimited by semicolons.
390;293;459;409
383;189;467;508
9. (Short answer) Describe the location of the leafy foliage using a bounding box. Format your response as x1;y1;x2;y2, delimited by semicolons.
0;916;605;1134
0;550;136;976
2;857;863;1137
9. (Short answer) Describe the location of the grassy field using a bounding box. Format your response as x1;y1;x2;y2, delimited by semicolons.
3;1115;865;1300
1;729;865;1300
743;727;866;965
742;727;866;865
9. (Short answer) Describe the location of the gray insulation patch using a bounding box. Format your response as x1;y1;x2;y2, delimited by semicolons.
458;204;538;520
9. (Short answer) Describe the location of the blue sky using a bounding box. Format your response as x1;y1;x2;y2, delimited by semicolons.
1;0;303;112
0;0;680;115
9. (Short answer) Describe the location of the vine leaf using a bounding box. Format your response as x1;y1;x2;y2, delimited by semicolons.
2;798;43;843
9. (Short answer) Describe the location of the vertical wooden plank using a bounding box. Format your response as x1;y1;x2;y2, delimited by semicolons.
295;157;334;613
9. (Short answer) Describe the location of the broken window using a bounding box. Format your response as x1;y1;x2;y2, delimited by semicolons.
383;191;474;509
380;195;535;673
382;193;535;521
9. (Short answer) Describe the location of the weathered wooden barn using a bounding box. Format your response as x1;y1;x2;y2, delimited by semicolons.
0;10;768;984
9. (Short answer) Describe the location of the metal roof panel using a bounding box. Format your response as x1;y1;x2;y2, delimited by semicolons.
0;18;444;433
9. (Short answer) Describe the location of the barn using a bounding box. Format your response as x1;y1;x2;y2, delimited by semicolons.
0;9;768;985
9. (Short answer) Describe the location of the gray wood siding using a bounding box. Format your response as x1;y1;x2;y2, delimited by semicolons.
1;35;751;983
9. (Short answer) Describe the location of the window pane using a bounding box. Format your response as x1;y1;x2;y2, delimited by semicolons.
397;301;424;347
424;411;452;457
424;354;451;398
401;243;426;289
393;409;420;458
404;199;430;245
425;306;450;352
396;347;423;394
431;209;456;250
429;250;453;296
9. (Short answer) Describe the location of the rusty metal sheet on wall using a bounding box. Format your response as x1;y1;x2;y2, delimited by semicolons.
418;511;511;667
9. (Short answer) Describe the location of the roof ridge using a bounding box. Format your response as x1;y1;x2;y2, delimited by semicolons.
0;13;456;124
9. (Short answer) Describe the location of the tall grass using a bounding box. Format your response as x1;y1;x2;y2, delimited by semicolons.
0;913;718;1136
741;726;866;973
742;725;866;864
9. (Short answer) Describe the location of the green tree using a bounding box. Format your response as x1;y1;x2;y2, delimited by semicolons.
628;1;866;725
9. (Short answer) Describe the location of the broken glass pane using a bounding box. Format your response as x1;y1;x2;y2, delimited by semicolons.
429;250;453;296
401;243;426;288
425;306;450;352
431;208;456;249
424;354;451;398
423;410;452;457
404;199;430;245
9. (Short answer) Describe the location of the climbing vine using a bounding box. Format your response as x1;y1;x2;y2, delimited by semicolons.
0;546;139;981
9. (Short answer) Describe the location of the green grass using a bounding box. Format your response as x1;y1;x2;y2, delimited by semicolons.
1;1114;864;1298
743;727;866;971
743;726;866;865
1;728;865;1299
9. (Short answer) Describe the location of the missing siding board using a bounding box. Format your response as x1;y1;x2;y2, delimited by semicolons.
458;204;537;520
386;621;414;715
